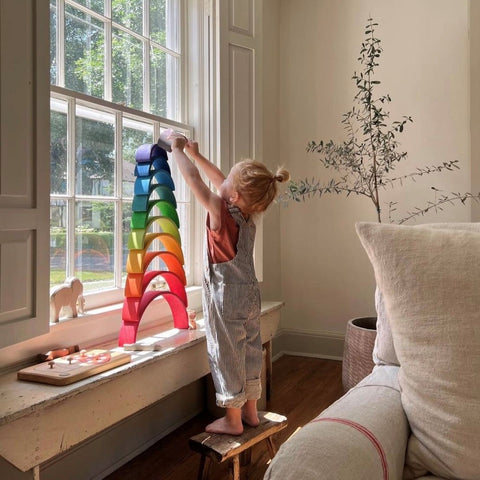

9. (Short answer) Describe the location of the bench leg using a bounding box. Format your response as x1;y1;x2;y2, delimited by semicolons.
266;437;277;458
231;455;240;480
198;455;211;480
265;341;272;400
240;448;251;479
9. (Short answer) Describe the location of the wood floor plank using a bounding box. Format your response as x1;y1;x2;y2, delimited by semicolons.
105;355;343;480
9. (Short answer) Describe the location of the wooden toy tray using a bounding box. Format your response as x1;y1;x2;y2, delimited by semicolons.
17;349;131;386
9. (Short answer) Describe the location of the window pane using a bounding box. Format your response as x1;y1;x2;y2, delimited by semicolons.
65;4;105;98
74;0;105;15
122;119;154;197
151;49;179;119
112;28;144;110
51;102;68;195
50;199;68;287
50;1;189;303
168;149;188;202
113;0;143;35
75;106;115;196
150;0;179;52
50;1;57;84
176;202;190;280
122;201;132;285
75;200;115;291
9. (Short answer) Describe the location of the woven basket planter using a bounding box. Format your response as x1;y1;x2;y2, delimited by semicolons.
342;317;377;392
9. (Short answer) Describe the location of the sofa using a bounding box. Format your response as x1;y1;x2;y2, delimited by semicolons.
265;222;480;480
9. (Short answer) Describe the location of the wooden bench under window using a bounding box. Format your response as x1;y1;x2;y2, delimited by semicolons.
0;301;283;479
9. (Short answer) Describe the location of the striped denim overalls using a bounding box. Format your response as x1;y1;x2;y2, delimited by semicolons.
202;206;262;408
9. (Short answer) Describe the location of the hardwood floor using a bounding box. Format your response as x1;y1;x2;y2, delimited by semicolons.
105;355;343;480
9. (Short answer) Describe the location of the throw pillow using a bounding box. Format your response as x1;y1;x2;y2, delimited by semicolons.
356;222;480;480
373;222;480;367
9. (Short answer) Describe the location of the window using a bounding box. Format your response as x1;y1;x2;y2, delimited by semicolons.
49;0;194;309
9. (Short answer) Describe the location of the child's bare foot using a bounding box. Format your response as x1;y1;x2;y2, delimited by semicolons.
205;416;243;435
242;412;260;427
205;408;243;435
242;399;260;427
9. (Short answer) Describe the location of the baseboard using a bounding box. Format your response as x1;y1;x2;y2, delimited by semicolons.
272;329;345;361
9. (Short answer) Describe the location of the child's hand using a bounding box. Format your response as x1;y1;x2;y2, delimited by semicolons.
185;141;199;157
170;133;188;151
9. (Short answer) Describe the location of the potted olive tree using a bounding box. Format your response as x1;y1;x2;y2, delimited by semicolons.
285;18;480;390
287;18;478;223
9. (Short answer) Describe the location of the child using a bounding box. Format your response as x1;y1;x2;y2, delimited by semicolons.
170;134;289;435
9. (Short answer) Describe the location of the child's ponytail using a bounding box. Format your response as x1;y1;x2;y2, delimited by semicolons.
233;161;290;214
273;167;290;184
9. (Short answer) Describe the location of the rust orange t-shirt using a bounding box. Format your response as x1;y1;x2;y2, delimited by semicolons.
206;201;239;264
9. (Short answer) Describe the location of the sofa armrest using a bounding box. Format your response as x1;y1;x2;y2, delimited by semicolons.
265;366;409;480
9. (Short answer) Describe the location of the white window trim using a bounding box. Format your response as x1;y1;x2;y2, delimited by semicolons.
50;85;195;309
0;0;211;369
49;0;205;310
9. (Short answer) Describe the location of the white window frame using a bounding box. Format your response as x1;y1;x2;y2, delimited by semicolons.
49;0;205;312
50;85;195;309
0;0;212;364
53;0;182;113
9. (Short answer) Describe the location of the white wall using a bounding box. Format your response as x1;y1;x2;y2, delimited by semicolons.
277;0;471;340
260;0;283;301
472;0;480;221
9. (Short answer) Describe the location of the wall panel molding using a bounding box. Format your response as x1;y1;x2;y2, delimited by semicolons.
216;0;263;279
0;0;50;348
229;44;254;163
229;0;254;37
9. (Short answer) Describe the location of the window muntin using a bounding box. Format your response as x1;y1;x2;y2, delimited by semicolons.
50;0;192;309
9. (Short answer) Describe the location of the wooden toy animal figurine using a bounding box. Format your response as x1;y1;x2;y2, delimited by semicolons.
49;277;85;323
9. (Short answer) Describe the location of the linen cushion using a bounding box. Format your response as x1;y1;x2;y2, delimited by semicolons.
356;222;480;480
373;222;480;366
265;366;409;480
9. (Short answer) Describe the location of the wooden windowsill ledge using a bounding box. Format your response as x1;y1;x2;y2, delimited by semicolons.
0;301;283;475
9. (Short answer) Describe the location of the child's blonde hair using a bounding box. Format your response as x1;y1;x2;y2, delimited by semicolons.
232;160;290;214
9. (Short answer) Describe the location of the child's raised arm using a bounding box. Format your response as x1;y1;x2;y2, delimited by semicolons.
184;141;225;192
170;136;223;230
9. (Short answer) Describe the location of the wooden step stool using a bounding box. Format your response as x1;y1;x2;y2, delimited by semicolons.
189;411;287;480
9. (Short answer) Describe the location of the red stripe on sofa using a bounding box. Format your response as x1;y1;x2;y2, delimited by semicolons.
311;417;389;480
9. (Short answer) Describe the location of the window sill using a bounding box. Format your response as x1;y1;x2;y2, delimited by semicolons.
0;301;283;473
0;286;204;374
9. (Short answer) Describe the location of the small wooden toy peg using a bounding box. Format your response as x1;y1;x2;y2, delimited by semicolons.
48;361;55;369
